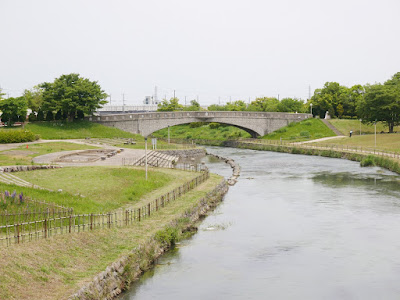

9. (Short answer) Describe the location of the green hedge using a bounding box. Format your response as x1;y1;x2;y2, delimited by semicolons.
0;129;39;143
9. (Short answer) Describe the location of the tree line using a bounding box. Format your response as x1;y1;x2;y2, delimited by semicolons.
158;72;400;133
0;74;107;125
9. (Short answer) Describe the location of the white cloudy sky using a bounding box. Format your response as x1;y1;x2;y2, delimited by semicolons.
1;0;399;106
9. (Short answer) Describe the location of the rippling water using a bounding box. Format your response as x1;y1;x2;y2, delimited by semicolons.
121;147;400;300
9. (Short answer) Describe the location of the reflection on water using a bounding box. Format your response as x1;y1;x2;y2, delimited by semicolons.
121;148;400;300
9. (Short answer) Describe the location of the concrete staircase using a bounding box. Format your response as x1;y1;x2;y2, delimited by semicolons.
0;172;42;189
322;119;344;136
128;151;179;168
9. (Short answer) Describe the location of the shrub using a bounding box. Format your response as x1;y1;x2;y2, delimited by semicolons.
360;156;375;167
303;121;312;126
209;122;220;129
300;131;310;138
275;128;287;133
0;130;39;143
155;226;179;247
189;122;205;128
315;133;323;139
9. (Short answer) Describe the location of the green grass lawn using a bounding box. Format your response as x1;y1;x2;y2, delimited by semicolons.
0;142;100;166
6;166;198;213
25;121;140;139
0;173;222;300
153;123;252;140
263;118;336;141
328;119;400;135
313;133;400;153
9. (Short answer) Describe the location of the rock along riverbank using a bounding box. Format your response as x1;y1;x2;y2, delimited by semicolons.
69;179;229;300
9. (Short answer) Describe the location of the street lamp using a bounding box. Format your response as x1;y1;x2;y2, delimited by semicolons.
145;137;148;180
374;120;377;149
310;103;313;116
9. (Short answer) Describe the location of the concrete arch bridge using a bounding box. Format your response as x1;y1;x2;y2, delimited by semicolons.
88;111;312;138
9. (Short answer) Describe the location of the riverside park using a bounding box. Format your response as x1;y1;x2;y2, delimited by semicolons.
2;110;400;299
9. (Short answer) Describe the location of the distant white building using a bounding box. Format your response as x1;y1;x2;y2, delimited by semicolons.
143;96;159;105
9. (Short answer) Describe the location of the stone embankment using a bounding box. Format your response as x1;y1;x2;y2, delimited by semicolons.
207;153;240;185
159;148;206;158
69;180;229;300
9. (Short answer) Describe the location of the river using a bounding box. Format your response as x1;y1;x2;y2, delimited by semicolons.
121;147;400;299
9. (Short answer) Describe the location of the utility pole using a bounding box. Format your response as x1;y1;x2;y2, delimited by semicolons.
174;90;176;99
109;94;112;105
122;93;125;112
308;85;311;99
218;96;221;105
154;86;158;104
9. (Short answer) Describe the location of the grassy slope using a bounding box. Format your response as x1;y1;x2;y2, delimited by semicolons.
0;173;223;300
263;118;336;141
153;123;252;140
328;119;400;135
25;121;141;139
0;142;100;166
8;166;198;213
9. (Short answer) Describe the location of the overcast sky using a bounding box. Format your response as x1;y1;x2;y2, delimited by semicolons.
1;0;399;106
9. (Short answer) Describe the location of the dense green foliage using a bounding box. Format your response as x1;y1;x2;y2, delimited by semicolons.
25;120;138;139
208;97;306;113
263;118;335;141
357;73;400;133
0;97;28;125
0;129;38;143
309;82;363;118
157;97;183;111
39;73;108;121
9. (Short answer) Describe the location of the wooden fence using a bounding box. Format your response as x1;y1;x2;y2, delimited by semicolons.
0;169;209;246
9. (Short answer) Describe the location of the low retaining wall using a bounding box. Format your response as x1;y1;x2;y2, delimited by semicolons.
0;165;62;173
69;179;228;300
158;148;206;158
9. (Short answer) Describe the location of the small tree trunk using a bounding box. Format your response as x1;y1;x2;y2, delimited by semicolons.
389;123;394;133
68;111;75;122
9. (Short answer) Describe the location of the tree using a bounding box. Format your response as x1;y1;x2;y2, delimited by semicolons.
23;85;43;114
208;104;227;111
0;97;28;126
357;73;400;133
226;100;247;111
157;97;183;111
183;99;201;111
277;98;305;113
40;73;108;121
247;97;279;112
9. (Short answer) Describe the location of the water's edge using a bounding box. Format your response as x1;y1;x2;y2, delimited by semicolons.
69;179;229;300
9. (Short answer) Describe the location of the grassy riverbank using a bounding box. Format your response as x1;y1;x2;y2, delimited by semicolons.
311;133;400;154
0;166;224;299
328;119;400;135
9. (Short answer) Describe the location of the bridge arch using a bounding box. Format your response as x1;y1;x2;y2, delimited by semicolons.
88;111;311;138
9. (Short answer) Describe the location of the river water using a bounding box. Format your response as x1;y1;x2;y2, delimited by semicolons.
121;147;400;299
